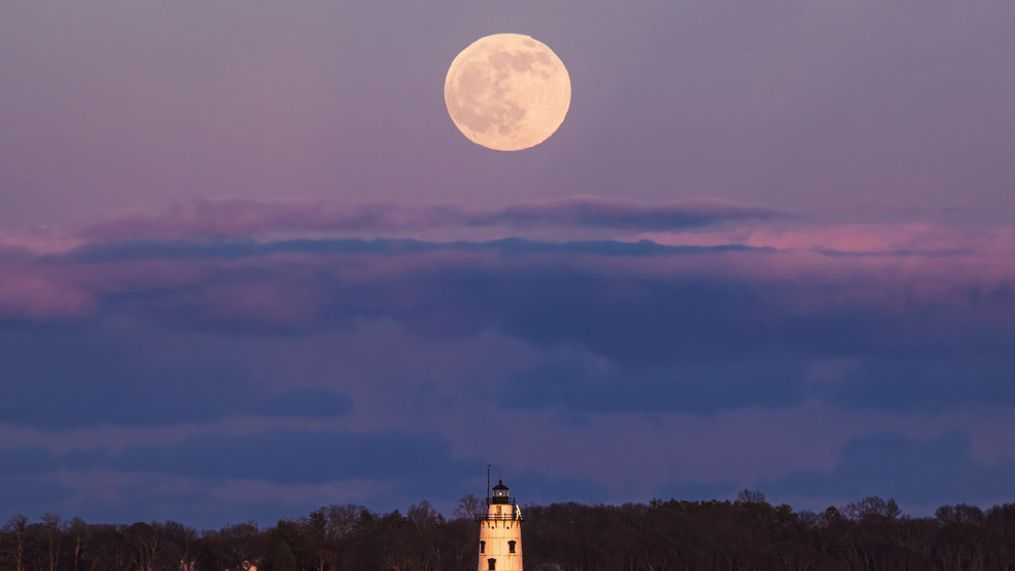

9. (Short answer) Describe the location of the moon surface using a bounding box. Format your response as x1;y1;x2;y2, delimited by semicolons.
445;33;571;152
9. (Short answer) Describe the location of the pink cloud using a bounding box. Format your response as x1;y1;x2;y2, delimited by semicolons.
0;269;95;320
2;234;1010;324
0;229;84;256
3;197;1013;325
642;223;1015;255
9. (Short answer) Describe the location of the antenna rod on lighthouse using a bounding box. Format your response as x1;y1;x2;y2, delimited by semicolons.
487;464;492;499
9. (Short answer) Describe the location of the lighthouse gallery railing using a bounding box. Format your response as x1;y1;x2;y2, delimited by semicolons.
475;513;523;521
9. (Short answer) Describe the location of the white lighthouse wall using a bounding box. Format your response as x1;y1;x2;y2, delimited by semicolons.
477;503;523;571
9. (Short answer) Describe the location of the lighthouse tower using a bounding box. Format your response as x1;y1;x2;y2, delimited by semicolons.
477;479;523;571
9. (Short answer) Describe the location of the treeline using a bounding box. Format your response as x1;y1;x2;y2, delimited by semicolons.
2;492;1014;570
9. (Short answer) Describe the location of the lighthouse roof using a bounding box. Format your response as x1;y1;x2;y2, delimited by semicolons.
492;479;509;491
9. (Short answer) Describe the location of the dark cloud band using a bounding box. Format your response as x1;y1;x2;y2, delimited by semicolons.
78;196;790;241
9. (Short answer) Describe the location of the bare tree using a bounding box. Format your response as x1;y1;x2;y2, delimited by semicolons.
5;514;29;571
217;522;262;571
66;517;88;571
844;496;901;521
40;512;61;571
408;501;443;533
324;504;366;570
325;504;363;539
454;494;483;520
127;522;161;571
303;508;331;571
735;489;767;505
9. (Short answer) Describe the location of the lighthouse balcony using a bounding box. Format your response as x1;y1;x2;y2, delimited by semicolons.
474;513;523;521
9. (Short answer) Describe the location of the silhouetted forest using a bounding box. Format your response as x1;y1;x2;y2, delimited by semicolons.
3;491;1014;570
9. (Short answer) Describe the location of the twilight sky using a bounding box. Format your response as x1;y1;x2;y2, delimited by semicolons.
1;0;1014;528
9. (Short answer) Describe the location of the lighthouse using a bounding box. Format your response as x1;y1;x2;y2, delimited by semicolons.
477;479;523;571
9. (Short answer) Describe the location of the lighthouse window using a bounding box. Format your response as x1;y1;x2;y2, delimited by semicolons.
480;540;485;554
487;558;496;570
508;540;516;554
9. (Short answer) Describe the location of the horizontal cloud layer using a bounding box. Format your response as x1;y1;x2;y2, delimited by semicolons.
2;197;1014;523
79;196;790;241
2;236;1012;417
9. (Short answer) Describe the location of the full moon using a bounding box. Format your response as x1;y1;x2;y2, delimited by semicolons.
445;33;571;152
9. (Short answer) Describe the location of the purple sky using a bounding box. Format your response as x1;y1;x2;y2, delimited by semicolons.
1;0;1014;527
